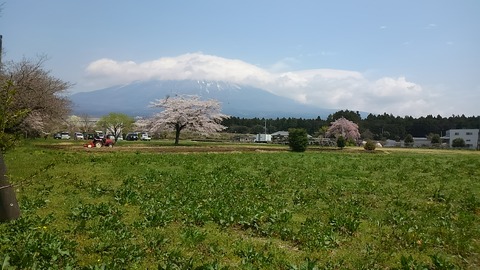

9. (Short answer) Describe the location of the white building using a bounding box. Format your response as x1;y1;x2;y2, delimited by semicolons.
443;129;479;149
254;134;272;143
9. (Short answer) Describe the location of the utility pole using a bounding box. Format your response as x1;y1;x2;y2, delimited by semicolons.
0;35;3;70
264;118;267;137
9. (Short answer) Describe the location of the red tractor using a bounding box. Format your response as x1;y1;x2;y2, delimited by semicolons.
84;137;114;148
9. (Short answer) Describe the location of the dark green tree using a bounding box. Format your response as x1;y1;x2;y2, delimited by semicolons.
452;138;465;148
430;134;441;144
250;124;266;134
327;110;361;124
404;134;414;147
336;136;346;149
288;128;308;152
364;140;376;151
361;129;374;140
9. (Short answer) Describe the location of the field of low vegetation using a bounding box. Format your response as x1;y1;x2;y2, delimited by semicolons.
1;140;479;269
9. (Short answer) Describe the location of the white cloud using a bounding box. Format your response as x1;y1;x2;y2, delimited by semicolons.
86;53;273;88
84;52;442;117
268;57;299;72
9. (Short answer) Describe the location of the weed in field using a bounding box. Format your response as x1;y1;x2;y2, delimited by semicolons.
0;214;77;269
114;176;143;205
234;243;274;268
19;195;47;213
460;190;479;213
139;200;174;228
328;196;362;236
144;230;169;256
430;185;450;203
157;250;194;270
288;258;319;270
297;217;338;250
181;226;207;247
398;255;429;270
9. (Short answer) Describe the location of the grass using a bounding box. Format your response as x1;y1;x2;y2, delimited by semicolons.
1;139;479;269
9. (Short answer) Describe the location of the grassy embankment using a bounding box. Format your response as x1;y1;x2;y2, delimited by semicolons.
1;139;479;269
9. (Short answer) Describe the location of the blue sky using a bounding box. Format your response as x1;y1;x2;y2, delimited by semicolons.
1;0;479;117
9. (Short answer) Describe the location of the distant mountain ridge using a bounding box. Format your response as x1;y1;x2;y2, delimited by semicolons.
70;80;337;118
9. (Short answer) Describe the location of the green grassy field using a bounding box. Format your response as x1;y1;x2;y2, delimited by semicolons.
1;140;479;269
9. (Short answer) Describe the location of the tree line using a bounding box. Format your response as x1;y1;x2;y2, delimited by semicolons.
222;110;480;140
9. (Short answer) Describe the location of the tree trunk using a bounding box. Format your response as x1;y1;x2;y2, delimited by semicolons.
0;155;21;222
174;124;181;145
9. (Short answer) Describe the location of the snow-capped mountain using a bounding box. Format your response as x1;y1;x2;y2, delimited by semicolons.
69;80;337;118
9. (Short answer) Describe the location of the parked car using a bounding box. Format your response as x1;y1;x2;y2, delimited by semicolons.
106;134;123;141
107;134;123;141
53;133;62;139
60;132;70;140
95;131;104;139
74;132;84;140
140;132;151;141
125;133;138;141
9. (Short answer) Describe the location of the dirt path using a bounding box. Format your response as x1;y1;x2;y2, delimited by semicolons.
39;143;292;153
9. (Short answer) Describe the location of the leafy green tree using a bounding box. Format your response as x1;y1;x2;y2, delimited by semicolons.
0;81;29;152
404;134;414;147
364;140;376;151
336;136;346;149
361;129;374;140
327;110;361;124
288;128;308;152
316;125;329;138
452;138;465;148
430;134;441;144
250;124;266;134
227;125;249;134
97;112;134;142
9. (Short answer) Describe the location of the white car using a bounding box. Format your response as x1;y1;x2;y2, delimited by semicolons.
60;132;71;140
140;132;151;141
74;132;84;140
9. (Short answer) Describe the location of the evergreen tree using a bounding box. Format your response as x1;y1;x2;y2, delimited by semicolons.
288;128;308;152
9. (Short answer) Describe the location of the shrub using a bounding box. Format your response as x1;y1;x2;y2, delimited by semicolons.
404;134;414;147
430;134;441;144
364;140;376;151
452;138;465;148
288;128;308;152
336;136;346;149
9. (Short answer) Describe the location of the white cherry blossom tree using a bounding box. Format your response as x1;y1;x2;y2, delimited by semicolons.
148;95;229;145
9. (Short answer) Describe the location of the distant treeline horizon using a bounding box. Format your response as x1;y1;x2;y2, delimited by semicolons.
222;110;480;140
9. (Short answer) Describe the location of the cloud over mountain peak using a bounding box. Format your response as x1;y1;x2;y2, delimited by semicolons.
85;52;435;116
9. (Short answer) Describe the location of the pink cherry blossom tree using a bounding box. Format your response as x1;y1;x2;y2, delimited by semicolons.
326;117;360;141
148;95;229;145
